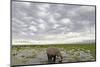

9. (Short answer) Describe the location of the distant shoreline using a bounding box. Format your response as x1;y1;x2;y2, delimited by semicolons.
12;43;96;46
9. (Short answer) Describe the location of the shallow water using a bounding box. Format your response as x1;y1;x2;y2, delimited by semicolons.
12;47;95;66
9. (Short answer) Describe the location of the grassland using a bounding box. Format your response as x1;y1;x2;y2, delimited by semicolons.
11;43;96;66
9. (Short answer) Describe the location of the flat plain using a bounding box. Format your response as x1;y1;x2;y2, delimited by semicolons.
11;43;96;66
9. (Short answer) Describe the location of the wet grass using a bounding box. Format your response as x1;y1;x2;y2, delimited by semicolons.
12;43;96;57
11;43;96;66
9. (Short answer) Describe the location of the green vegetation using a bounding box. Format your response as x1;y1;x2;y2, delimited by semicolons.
12;43;96;57
11;43;96;66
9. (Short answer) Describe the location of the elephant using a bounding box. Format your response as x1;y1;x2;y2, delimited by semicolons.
46;47;63;64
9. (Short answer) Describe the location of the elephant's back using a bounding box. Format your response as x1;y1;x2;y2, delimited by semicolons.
46;47;60;55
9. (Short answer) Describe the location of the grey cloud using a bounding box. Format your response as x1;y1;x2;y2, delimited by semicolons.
12;1;95;41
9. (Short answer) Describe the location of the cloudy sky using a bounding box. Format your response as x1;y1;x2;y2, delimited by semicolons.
12;1;95;44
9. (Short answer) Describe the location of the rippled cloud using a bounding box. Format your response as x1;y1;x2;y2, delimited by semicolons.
12;1;95;44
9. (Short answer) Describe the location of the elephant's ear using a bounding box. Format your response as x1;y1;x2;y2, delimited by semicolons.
57;51;61;56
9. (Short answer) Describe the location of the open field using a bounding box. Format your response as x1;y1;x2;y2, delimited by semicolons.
11;43;96;66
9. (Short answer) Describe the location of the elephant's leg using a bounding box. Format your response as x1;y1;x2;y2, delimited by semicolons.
52;55;56;63
47;54;52;63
